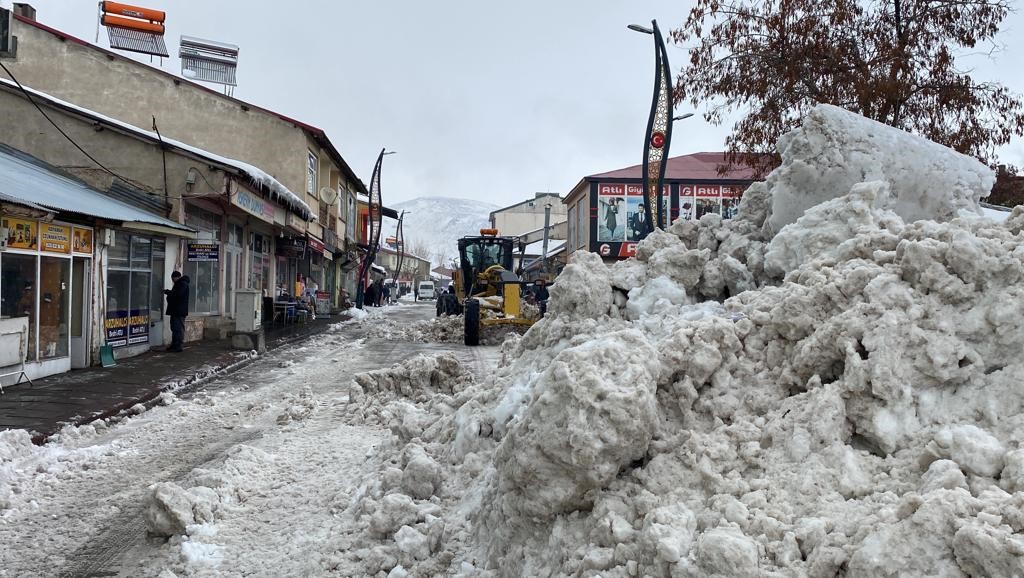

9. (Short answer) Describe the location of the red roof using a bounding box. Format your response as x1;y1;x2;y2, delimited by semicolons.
587;152;761;181
12;14;366;194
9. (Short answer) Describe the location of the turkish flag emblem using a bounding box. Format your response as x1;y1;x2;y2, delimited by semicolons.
651;132;665;149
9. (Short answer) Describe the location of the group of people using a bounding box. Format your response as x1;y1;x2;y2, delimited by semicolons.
364;278;392;307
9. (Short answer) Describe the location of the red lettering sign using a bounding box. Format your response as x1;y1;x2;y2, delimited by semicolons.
598;184;625;195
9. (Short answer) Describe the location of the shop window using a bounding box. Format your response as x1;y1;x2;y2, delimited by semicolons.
187;259;220;314
1;253;38;360
39;257;69;359
106;232;156;347
109;231;131;268
307;151;317;194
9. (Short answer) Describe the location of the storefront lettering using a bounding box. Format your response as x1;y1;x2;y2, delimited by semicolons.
105;309;149;347
40;223;71;253
234;190;276;222
187;242;220;262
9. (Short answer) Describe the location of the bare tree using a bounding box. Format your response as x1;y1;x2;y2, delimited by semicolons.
671;0;1024;169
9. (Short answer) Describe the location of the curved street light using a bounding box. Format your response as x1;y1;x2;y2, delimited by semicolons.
630;19;674;237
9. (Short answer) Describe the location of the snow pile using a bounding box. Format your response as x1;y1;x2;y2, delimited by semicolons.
324;104;1024;576
765;103;993;232
365;316;465;344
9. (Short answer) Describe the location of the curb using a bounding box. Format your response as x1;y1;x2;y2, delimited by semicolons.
29;319;350;445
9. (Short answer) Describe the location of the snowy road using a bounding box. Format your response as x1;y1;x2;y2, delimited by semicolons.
0;303;498;577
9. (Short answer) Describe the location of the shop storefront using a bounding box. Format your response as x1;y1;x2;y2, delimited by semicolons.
564;152;758;261
1;217;90;378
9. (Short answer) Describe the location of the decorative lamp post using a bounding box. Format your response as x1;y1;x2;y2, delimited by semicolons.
629;20;687;238
356;149;394;308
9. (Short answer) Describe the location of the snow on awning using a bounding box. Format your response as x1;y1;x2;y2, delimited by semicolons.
0;77;314;222
370;264;387;275
0;147;196;238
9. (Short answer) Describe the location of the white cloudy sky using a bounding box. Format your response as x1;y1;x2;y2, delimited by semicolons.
15;0;1024;206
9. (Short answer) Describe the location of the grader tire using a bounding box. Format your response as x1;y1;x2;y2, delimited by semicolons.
464;298;480;346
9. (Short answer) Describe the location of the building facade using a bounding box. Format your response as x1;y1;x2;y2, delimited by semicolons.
2;9;365;310
489;193;567;236
0;79;317;380
563;152;758;261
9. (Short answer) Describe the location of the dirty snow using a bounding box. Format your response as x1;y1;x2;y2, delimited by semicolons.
311;105;1024;576
4;104;1024;577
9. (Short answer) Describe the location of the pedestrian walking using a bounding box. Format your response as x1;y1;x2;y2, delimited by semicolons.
164;271;190;352
382;283;391;305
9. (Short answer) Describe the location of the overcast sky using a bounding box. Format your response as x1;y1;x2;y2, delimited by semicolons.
16;1;1024;207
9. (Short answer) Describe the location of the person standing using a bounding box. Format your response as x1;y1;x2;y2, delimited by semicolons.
164;271;190;352
533;279;550;318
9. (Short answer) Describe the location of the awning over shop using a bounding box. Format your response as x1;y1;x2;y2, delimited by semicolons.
0;146;196;238
371;264;387;275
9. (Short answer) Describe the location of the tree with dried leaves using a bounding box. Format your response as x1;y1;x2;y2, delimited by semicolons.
671;0;1024;168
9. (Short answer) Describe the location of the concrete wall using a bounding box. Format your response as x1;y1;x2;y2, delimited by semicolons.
6;19;310;198
6;16;363;248
0;87;229;224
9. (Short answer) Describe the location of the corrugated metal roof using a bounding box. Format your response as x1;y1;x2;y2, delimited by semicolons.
0;190;48;212
0;147;194;235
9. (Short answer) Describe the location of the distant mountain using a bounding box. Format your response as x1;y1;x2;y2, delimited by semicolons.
391;197;499;266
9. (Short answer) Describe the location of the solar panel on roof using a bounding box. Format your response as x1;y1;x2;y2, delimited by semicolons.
106;26;169;57
179;35;239;87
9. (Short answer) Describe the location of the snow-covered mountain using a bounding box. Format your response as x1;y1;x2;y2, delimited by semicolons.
391;196;499;266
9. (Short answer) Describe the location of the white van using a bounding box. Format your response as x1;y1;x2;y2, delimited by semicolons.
416;280;436;301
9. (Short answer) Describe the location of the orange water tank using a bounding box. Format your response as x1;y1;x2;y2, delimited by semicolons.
101;14;165;35
101;1;165;23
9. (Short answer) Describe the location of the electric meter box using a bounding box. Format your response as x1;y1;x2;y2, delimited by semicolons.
234;289;262;332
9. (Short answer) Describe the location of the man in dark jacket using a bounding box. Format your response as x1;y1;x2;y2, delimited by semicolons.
533;279;550;317
164;271;190;352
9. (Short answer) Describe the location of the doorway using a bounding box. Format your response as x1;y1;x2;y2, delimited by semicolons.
70;257;91;368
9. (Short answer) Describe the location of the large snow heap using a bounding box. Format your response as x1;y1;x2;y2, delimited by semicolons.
335;104;1024;577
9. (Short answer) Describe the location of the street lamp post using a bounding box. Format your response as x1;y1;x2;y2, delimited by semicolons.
630;19;675;238
356;149;395;309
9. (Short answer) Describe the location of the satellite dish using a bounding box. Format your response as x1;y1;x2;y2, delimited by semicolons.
319;187;339;205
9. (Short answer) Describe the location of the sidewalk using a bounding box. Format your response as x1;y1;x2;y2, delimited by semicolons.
0;316;343;444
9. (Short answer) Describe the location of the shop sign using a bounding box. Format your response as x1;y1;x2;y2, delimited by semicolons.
276;237;306;258
187;242;220;262
2;217;38;250
307;235;325;255
105;309;149;347
72;227;94;254
40;223;71;253
233;190;276;223
128;309;150;344
286;212;306;232
104;309;129;347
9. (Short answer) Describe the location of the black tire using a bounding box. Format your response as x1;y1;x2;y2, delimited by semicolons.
464;298;480;346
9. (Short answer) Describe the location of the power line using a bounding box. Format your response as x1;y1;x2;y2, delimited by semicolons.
0;59;158;194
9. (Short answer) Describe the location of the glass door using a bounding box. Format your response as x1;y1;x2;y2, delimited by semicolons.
71;257;90;368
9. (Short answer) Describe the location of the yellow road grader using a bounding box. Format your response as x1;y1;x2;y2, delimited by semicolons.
447;229;537;346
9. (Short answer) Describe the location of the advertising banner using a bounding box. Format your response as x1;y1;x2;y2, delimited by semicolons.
2;217;38;250
104;309;129;347
187;242;219;262
596;184;626;242
72;227;94;254
40;223;71;253
128;309;150;345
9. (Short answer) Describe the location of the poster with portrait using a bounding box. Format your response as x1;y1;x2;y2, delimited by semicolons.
694;184;722;219
596;184;626;242
678;186;696;222
625;197;648;241
2;217;38;250
72;227;94;254
721;185;743;219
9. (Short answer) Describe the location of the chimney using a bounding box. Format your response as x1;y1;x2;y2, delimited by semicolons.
997;164;1007;176
12;3;34;20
